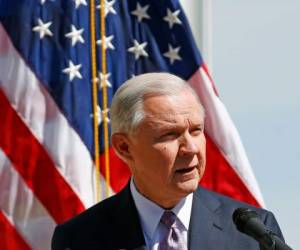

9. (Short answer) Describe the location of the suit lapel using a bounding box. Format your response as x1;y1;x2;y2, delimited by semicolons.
112;183;147;250
112;185;228;250
188;187;226;250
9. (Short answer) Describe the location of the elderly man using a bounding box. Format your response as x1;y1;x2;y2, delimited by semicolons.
52;72;283;250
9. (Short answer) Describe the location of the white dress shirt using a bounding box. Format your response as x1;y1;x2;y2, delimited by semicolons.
130;179;193;250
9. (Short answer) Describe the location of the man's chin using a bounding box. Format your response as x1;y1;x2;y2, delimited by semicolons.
176;179;199;194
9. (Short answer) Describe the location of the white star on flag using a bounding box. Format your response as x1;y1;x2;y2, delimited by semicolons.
128;40;148;60
96;35;115;50
163;8;182;28
65;25;85;46
96;72;112;89
97;0;116;17
90;105;101;125
102;108;110;123
90;106;110;125
62;60;82;81
163;44;182;64
40;0;54;4
73;0;87;9
131;3;150;22
32;18;53;39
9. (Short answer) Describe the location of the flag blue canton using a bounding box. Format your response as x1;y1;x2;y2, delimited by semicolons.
1;0;203;157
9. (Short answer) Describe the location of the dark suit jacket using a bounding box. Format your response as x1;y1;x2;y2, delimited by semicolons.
51;184;283;250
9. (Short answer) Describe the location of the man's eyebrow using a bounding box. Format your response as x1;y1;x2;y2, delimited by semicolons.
148;122;178;131
144;115;178;124
153;122;204;131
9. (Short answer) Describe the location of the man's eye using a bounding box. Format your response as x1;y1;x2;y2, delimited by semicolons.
190;127;203;135
162;131;178;138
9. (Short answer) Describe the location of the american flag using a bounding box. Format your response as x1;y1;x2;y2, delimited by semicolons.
0;0;264;249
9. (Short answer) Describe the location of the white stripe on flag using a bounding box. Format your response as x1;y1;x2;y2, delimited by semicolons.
188;67;265;206
0;149;55;250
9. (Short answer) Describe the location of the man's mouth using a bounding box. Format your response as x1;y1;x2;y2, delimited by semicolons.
175;166;196;174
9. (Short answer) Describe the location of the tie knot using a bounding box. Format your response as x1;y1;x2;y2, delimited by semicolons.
160;211;177;229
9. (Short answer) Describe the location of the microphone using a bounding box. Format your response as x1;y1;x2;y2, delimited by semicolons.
232;208;292;250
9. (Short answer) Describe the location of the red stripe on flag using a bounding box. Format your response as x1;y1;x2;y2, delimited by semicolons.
201;134;261;207
100;148;131;193
0;88;85;224
0;211;31;250
201;63;219;97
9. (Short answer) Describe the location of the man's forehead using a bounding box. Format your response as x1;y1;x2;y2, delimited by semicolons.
145;111;199;120
144;111;204;127
140;91;204;128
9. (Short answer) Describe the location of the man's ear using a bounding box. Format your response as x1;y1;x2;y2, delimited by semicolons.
111;133;133;163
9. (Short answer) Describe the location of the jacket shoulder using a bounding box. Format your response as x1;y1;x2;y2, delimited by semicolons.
61;190;121;230
195;187;262;211
51;188;128;250
195;187;283;238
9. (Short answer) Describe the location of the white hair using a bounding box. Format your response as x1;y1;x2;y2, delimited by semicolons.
110;72;205;134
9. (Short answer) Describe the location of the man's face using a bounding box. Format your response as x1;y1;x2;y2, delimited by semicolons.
127;90;206;208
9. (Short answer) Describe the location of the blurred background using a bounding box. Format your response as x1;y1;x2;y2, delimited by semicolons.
182;1;300;249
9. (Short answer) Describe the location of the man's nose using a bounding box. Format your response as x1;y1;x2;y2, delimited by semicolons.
178;133;199;156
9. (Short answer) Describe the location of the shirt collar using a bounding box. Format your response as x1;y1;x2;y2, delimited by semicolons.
130;178;193;239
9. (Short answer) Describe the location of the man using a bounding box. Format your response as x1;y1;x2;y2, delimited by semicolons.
52;72;283;250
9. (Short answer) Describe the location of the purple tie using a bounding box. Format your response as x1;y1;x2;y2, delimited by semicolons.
159;211;187;250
